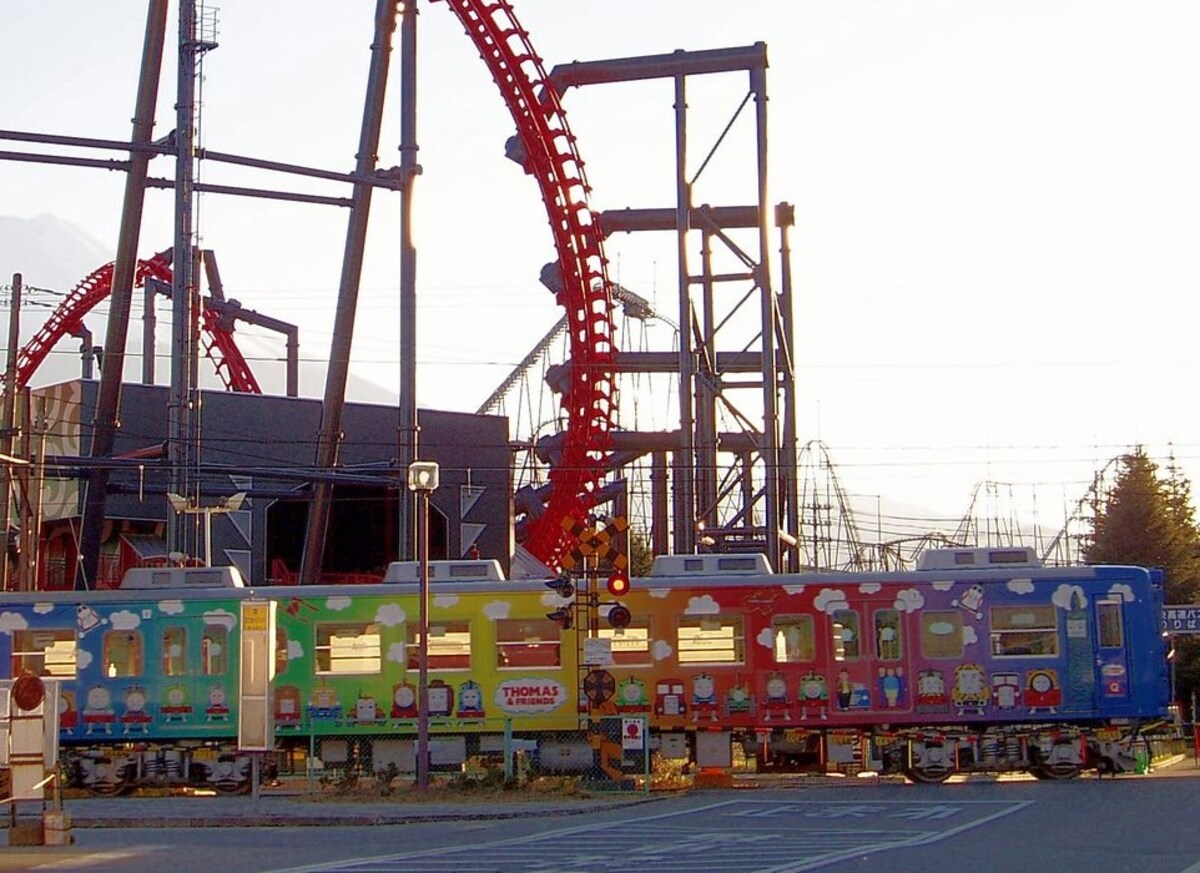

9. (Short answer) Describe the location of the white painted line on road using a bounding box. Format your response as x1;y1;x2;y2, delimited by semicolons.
265;797;1034;873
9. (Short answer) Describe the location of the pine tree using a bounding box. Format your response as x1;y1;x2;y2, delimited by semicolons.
1084;448;1200;604
1084;447;1200;712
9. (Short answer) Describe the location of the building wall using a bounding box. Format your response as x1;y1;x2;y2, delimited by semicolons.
33;380;512;583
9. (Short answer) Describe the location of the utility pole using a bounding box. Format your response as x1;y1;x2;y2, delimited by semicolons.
1;274;22;591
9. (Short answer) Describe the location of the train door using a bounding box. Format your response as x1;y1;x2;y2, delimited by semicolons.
829;606;869;714
869;604;910;713
1092;597;1130;706
159;617;236;728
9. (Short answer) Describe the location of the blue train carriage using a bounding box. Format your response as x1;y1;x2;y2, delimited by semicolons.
0;566;248;794
630;548;1170;782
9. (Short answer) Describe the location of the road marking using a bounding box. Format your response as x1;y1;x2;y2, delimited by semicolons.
266;798;1033;873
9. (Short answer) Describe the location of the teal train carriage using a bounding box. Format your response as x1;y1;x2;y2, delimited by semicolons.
0;563;583;795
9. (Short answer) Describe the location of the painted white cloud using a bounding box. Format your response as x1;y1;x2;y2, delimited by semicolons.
962;625;978;646
1006;578;1034;594
652;639;673;661
685;595;720;616
756;627;774;649
1052;584;1087;610
814;588;849;614
109;610;141;631
0;611;28;633
433;593;459;608
325;596;352;612
929;621;955;636
287;640;304;660
202;609;237;631
387;641;407;664
374;604;406;627
894;588;924;613
782;584;806;595
483;600;511;620
859;582;881;594
32;603;53;615
931;580;955;591
649;589;670;599
158;599;185;615
1108;583;1135;603
76;649;93;670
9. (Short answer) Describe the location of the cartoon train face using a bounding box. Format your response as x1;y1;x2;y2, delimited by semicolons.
124;686;148;714
392;682;417;718
427;680;452;717
275;685;301;721
85;685;112;714
457;680;485;718
654;678;687;717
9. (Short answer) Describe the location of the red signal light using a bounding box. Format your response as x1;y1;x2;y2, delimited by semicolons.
607;572;630;598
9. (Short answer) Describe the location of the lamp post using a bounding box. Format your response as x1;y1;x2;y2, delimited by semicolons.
166;492;246;567
407;460;439;790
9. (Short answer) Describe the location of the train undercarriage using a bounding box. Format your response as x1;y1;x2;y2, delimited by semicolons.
752;721;1151;783
60;719;1156;796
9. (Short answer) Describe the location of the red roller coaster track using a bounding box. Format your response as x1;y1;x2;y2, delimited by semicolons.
10;249;259;395
21;0;614;573
443;0;618;571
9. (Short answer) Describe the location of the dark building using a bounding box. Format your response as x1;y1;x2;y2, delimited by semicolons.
29;380;511;588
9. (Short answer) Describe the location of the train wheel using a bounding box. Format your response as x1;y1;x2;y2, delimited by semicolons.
907;743;954;783
85;778;125;796
213;779;252;796
1034;760;1081;781
907;763;953;784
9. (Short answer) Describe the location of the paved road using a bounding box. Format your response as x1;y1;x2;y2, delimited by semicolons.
4;754;1199;872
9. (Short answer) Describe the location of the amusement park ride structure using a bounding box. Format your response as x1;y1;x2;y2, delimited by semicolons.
0;0;802;583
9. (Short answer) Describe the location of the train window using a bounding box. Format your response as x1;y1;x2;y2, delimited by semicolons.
598;618;652;666
315;623;382;675
407;620;472;670
202;625;229;676
102;630;143;677
1097;599;1124;648
162;627;187;676
678;616;745;665
772;616;815;663
989;606;1059;657
496;619;562;669
12;629;76;678
874;609;902;661
831;609;860;661
919;611;964;659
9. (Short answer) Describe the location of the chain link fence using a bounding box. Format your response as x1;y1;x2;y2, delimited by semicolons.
271;716;657;797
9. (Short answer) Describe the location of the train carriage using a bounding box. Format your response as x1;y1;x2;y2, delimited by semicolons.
0;547;1172;793
620;547;1169;781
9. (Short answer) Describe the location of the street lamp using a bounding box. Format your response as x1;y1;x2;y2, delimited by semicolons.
166;492;247;567
407;460;439;790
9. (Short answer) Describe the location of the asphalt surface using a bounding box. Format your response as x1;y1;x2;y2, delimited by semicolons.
2;750;1195;833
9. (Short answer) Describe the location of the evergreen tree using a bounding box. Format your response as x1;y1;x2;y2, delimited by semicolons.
1084;447;1200;712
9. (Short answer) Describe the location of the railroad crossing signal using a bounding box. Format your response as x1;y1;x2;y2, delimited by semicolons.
560;515;629;572
606;571;630;597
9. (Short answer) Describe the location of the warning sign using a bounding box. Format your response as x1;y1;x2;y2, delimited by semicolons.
622;717;644;750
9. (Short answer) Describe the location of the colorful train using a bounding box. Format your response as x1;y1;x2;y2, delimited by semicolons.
0;546;1171;793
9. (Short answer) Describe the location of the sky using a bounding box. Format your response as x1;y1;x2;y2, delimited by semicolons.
1;1;1199;542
